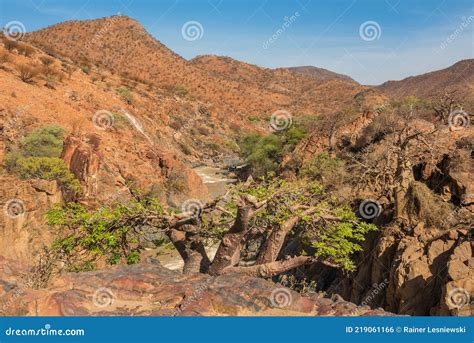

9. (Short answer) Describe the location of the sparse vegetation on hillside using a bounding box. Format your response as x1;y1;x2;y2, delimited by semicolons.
17;64;39;83
4;125;81;194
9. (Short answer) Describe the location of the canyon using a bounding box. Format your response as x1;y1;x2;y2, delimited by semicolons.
0;15;472;317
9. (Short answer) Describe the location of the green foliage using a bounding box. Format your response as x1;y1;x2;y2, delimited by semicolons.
46;198;166;270
239;127;306;178
19;125;64;157
116;86;133;104
4;125;80;194
300;152;347;187
240;133;282;178
174;85;188;96
208;178;377;270
80;64;90;74
7;156;81;194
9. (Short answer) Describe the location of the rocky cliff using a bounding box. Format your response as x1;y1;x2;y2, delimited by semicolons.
0;256;391;316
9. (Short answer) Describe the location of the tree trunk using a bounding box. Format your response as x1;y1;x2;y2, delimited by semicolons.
208;197;256;275
256;216;300;264
167;226;210;274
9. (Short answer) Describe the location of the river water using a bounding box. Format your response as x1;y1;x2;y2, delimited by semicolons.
193;165;237;198
153;165;236;270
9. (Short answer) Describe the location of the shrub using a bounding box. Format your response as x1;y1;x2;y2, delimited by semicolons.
116;86;133;104
16;43;35;57
40;56;54;66
6;156;81;193
80;64;90;74
406;181;454;228
178;142;192;155
197;126;210;135
300;152;347;188
165;169;188;193
17;64;39;83
19;125;65;157
240;133;282;178
3;40;18;52
355;112;399;149
239;128;305;178
4;125;80;194
174;85;188;96
0;51;11;66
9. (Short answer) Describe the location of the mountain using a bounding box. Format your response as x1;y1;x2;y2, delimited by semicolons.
377;59;474;106
26;15;366;117
287;66;356;83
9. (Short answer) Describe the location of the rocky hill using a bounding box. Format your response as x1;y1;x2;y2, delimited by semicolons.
26;15;366;117
287;66;356;83
0;15;472;318
378;59;474;108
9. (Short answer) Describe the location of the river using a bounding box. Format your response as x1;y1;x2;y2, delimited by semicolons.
153;165;237;270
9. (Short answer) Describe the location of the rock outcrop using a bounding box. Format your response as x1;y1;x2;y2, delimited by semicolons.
0;256;391;316
0;176;62;265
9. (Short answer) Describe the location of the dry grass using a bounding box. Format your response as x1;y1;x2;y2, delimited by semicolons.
406;181;454;228
0;51;11;66
3;39;18;52
17;64;40;83
16;43;35;57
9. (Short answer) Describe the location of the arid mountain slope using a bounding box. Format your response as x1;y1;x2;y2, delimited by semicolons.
287;66;356;83
27;15;366;117
378;59;474;106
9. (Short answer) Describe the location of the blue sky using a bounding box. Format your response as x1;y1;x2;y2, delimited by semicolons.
1;0;473;84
